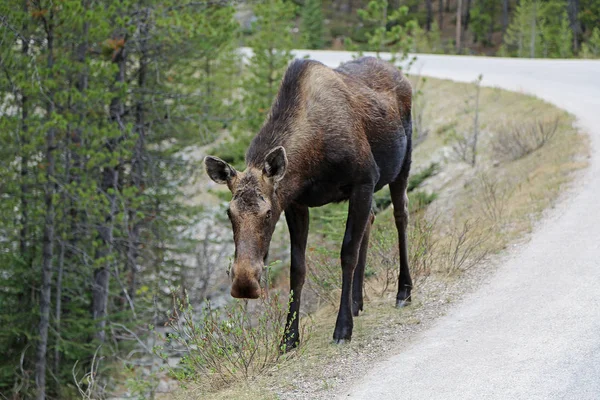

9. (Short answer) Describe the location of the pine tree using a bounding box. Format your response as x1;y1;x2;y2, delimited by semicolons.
351;0;419;64
504;0;543;58
504;0;578;58
215;0;296;168
0;0;240;397
187;3;241;145
558;11;574;57
302;0;325;49
413;21;443;53
580;27;600;58
470;0;498;46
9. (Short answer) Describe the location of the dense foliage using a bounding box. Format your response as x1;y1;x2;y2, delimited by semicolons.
0;0;238;398
302;0;325;49
320;0;600;57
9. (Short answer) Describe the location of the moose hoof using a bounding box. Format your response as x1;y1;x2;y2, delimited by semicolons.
332;337;351;345
280;340;298;354
280;333;300;354
396;298;411;308
332;326;353;344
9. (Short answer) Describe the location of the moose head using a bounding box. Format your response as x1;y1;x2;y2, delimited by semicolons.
204;146;288;299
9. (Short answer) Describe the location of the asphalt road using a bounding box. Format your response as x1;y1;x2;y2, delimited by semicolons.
292;50;600;399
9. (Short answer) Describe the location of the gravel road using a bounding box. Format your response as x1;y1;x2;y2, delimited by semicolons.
291;50;600;400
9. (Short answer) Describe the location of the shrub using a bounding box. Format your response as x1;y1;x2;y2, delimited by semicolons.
440;219;490;274
412;75;430;146
306;251;342;308
446;75;483;166
164;292;293;389
408;162;440;191
492;116;560;162
407;213;437;285
366;211;436;296
477;172;511;223
409;190;438;213
368;227;400;296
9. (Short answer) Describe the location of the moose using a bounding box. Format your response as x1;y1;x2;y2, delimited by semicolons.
205;56;413;350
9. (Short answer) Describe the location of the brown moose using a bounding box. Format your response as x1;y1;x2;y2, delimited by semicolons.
205;56;413;350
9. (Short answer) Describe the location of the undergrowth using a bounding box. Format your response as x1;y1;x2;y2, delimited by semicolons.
162;291;299;391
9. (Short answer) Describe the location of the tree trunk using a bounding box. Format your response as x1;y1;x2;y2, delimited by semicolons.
92;264;110;342
92;34;126;343
456;0;463;52
128;9;150;307
567;0;581;51
464;0;472;32
488;12;494;44
19;108;29;260
438;0;444;29
92;165;118;343
54;242;64;375
35;15;56;400
426;0;433;31
19;98;29;263
18;12;30;263
18;0;31;287
36;167;55;400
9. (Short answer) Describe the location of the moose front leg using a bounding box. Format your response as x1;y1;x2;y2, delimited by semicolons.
334;184;374;343
352;210;375;317
282;203;309;351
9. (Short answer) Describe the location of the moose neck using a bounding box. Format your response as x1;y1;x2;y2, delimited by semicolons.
275;178;297;212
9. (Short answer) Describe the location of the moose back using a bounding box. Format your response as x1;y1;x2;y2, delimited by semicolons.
205;56;413;350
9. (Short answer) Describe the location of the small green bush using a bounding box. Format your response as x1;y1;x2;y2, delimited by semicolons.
408;162;439;191
164;292;293;389
409;190;438;213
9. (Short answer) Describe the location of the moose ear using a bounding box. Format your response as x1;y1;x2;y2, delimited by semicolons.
204;156;237;185
263;146;288;183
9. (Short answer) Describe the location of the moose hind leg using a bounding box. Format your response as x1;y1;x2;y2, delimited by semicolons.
390;177;413;308
352;210;375;317
282;203;309;352
334;183;375;343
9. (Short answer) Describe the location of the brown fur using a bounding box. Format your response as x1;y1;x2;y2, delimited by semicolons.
205;57;413;347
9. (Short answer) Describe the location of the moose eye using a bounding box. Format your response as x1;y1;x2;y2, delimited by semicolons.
265;210;272;219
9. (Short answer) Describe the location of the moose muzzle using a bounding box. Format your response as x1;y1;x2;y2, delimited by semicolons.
230;262;262;299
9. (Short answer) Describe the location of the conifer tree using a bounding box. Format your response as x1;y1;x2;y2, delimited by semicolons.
215;0;296;168
470;0;498;46
244;0;296;133
581;27;600;58
557;11;574;57
0;1;240;397
302;0;325;49
350;0;418;64
504;0;543;57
